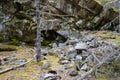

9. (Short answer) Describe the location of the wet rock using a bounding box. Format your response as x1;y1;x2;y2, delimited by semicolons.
75;43;87;50
69;70;78;77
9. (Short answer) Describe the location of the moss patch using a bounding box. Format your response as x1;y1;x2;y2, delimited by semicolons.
0;44;17;51
86;31;120;46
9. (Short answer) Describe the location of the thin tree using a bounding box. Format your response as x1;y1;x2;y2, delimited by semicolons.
35;0;41;62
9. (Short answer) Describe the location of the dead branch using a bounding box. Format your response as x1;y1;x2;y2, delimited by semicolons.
77;46;120;80
0;56;35;74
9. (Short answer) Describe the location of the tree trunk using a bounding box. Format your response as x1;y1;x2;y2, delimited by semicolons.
35;0;41;63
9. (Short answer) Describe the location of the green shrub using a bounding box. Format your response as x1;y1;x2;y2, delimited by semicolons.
11;39;20;45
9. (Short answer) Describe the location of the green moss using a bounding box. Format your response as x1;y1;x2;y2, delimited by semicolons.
97;0;107;4
0;44;17;51
116;38;120;46
42;40;53;46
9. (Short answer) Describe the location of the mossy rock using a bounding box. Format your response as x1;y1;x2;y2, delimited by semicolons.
0;44;17;51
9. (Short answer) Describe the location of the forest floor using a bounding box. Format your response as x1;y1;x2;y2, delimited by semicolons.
0;31;120;80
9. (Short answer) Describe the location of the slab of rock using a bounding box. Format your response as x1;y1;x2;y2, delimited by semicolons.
57;30;70;38
75;43;87;50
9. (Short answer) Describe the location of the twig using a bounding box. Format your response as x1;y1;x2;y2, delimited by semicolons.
91;52;100;63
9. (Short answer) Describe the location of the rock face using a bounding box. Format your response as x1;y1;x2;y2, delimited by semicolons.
65;0;103;19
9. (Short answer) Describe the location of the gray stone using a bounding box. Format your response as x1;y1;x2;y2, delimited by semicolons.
15;59;26;65
81;63;88;70
57;30;70;38
75;55;82;61
67;53;77;59
52;43;58;49
58;57;69;64
41;61;50;69
59;59;69;64
76;20;83;25
69;70;78;77
82;37;94;42
65;45;77;59
67;39;79;45
75;43;87;50
88;39;98;48
41;73;60;80
58;43;66;48
81;50;89;57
